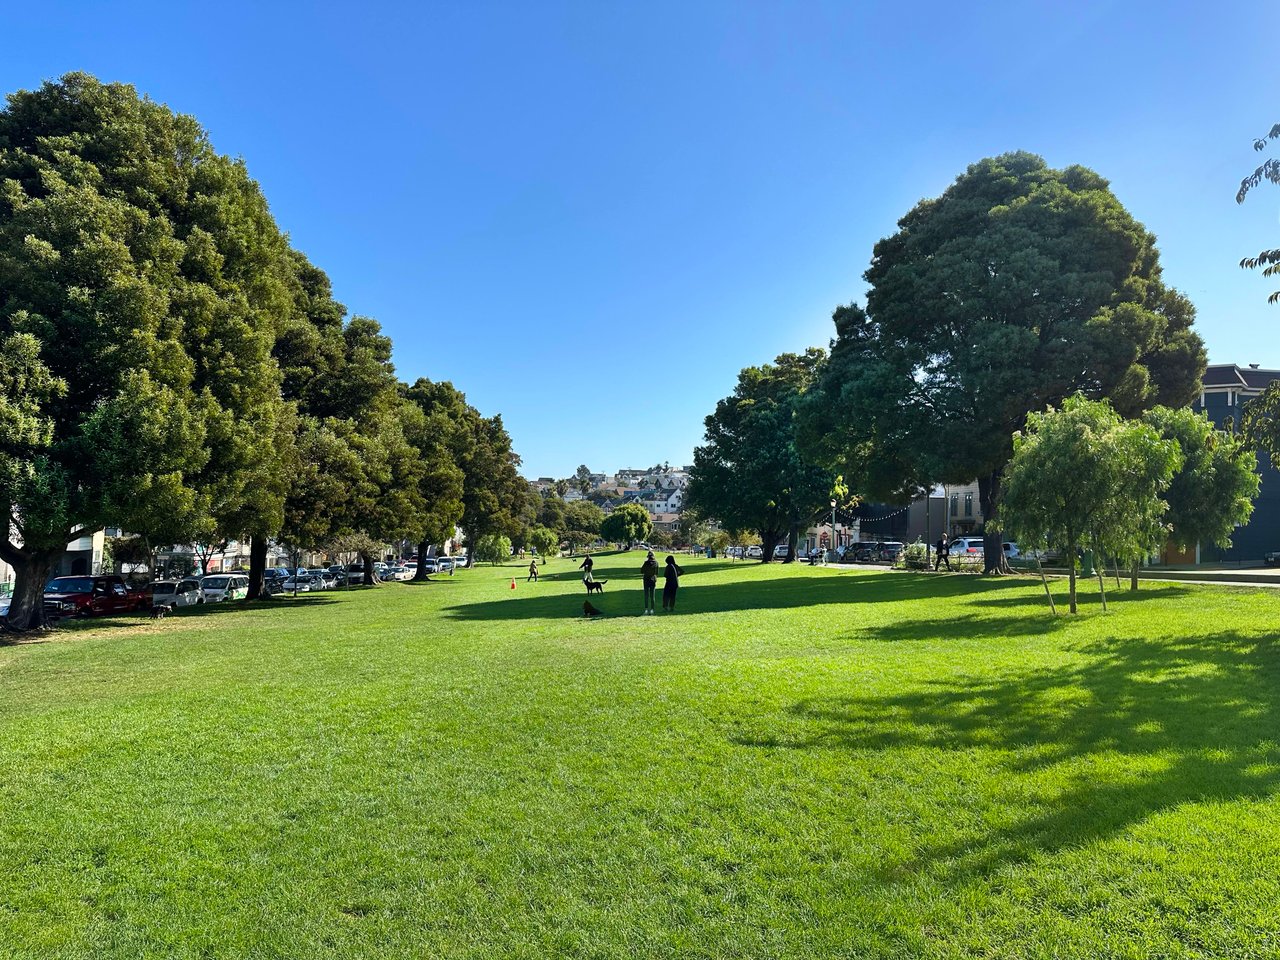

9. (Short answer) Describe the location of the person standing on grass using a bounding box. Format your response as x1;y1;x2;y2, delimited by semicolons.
640;550;659;615
527;558;539;582
662;555;684;612
579;551;594;585
934;533;951;571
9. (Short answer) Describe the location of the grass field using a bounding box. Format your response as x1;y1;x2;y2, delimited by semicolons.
1;552;1278;958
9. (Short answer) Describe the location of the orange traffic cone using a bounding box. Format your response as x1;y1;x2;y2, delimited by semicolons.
510;579;516;590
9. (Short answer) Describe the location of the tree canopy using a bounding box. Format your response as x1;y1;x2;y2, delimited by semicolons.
799;152;1205;572
600;503;652;547
1001;397;1181;613
0;73;295;627
688;349;835;562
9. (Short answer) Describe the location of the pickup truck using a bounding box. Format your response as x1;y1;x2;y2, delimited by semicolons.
43;575;150;618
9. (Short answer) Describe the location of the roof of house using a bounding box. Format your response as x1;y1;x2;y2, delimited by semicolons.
1204;363;1280;390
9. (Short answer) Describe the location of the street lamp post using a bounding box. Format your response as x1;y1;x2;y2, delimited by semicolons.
830;498;837;563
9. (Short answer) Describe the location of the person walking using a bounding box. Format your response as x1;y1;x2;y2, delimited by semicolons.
640;550;659;614
579;551;594;585
527;558;539;582
661;555;684;612
934;533;951;571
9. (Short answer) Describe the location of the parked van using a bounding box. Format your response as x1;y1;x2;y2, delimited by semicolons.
201;574;249;602
151;579;203;607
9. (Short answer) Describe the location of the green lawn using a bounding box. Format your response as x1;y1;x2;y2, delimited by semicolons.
1;553;1277;958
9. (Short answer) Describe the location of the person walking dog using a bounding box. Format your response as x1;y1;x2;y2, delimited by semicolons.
640;551;659;615
579;551;594;585
662;555;684;612
934;534;951;571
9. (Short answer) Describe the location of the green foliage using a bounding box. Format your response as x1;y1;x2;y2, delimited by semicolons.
3;561;1279;957
1142;406;1258;551
900;540;930;570
573;464;592;495
564;500;604;537
799;152;1206;571
600;503;652;546
527;526;558;561
0;73;294;626
1002;396;1181;613
1235;122;1280;304
536;494;568;535
473;533;512;566
688;349;836;562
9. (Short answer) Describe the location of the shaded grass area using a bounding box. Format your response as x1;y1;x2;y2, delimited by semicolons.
0;552;1277;958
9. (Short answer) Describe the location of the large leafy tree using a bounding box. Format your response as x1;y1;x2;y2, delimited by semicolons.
0;73;293;629
600;502;652;547
563;499;604;553
1002;397;1181;614
800;152;1205;573
688;349;835;562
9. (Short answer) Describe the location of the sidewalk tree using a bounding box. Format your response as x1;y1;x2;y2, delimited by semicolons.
689;349;835;562
0;73;293;630
1134;406;1259;589
1001;396;1180;614
799;152;1205;575
600;503;652;547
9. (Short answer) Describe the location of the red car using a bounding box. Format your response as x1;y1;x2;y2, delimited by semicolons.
43;575;149;618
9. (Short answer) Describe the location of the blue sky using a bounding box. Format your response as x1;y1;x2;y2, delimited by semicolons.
5;1;1278;478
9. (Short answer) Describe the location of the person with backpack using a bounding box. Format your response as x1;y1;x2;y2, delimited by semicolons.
662;555;685;612
527;558;539;582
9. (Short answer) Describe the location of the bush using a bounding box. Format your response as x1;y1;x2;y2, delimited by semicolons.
474;534;513;566
900;540;930;570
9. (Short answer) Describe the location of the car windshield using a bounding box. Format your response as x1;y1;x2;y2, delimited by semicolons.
45;577;94;593
152;583;176;595
204;577;229;588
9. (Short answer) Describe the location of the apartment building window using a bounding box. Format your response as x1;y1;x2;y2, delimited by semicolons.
950;494;959;517
964;493;973;517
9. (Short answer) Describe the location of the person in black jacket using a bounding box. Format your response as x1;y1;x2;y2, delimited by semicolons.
640;551;659;614
662;555;685;612
934;534;951;571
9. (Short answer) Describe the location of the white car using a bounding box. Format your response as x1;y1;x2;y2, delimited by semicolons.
151;579;203;607
202;574;250;602
437;558;455;572
281;575;313;592
772;544;791;560
949;537;985;556
746;545;764;559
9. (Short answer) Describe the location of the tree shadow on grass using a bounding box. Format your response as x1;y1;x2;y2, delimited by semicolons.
443;570;1032;621
48;594;340;633
735;628;1280;887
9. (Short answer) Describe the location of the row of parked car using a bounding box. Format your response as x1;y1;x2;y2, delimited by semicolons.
31;556;463;618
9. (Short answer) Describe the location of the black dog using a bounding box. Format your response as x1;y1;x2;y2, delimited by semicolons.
585;580;608;594
583;600;603;618
149;603;175;620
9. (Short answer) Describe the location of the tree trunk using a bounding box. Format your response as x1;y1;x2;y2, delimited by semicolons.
413;539;432;581
978;470;1010;575
759;530;781;563
360;550;377;586
784;525;798;563
247;536;268;599
1095;558;1108;612
1067;538;1078;614
1130;559;1140;592
2;549;61;633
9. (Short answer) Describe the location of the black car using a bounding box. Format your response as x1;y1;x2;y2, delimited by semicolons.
1265;550;1280;567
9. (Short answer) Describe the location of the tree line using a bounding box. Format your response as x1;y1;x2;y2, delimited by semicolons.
0;74;529;630
687;151;1261;594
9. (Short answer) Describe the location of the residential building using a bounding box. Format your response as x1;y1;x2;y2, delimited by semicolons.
1192;363;1280;563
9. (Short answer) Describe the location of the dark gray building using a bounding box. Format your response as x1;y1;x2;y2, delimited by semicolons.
1193;363;1280;563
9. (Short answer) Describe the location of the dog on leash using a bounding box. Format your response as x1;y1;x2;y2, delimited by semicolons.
149;603;175;620
584;579;608;594
583;600;603;618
